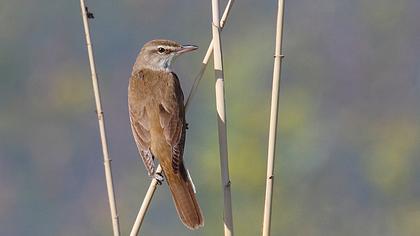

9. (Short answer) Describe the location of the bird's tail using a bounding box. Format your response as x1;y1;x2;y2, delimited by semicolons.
162;163;204;230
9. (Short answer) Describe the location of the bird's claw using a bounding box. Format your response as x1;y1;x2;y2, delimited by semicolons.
154;172;164;185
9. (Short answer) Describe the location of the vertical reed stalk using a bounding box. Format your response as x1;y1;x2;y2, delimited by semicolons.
79;1;120;235
211;0;234;235
262;0;285;235
129;1;236;235
184;0;235;109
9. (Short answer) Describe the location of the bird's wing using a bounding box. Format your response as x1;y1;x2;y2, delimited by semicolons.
129;72;155;176
159;72;186;174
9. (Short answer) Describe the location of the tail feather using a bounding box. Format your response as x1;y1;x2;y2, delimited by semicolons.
162;163;204;230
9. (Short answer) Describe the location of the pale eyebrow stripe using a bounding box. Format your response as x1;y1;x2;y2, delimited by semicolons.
159;46;177;51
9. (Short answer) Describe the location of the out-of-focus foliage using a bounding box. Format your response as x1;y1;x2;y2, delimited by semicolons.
0;0;419;235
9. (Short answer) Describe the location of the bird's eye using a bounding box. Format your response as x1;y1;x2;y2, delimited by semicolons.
157;47;165;53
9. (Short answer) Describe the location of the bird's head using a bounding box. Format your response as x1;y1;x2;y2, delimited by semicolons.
134;39;198;72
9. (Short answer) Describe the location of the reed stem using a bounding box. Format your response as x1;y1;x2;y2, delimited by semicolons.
262;0;286;235
79;1;120;235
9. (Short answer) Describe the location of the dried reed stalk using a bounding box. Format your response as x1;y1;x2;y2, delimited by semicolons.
129;165;162;236
211;0;234;235
262;0;286;235
79;1;120;235
184;0;235;109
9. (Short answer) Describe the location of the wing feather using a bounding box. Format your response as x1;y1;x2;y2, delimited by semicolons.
129;72;155;176
158;72;186;174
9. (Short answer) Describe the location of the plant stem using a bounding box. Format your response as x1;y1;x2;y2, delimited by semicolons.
211;0;234;235
184;0;235;109
130;165;162;236
79;1;120;235
262;0;286;235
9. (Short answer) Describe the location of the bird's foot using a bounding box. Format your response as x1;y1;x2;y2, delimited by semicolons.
154;172;164;185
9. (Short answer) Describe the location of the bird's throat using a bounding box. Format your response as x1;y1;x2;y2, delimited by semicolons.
151;54;176;72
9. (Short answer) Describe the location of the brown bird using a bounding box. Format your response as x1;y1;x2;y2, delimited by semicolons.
128;39;204;229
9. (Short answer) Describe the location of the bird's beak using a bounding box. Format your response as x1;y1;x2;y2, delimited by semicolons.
177;45;198;54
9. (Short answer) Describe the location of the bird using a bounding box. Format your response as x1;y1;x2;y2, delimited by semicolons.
128;39;204;230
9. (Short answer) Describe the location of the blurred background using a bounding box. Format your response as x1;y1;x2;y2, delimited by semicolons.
1;0;419;235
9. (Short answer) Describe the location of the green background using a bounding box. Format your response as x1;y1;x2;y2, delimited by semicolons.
0;0;419;235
